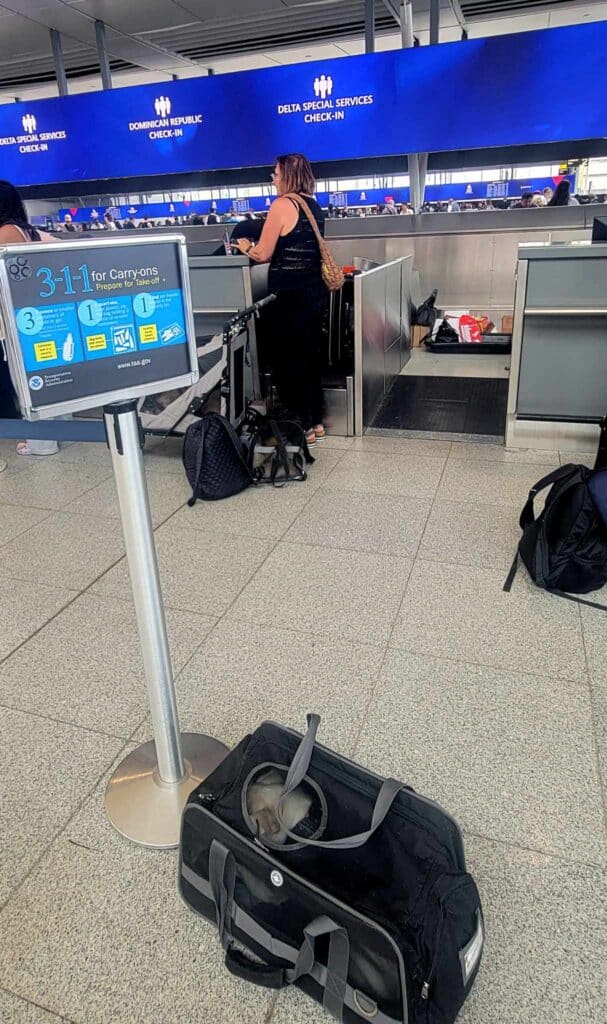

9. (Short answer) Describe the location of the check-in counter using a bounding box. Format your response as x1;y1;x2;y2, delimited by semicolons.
55;206;607;439
506;242;607;452
187;254;269;402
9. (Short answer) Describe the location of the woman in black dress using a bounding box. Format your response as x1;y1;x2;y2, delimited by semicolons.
233;153;327;446
0;180;59;454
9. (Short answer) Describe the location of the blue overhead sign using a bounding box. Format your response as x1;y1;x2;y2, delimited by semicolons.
1;21;606;187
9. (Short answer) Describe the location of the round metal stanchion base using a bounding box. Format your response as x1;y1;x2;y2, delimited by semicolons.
105;733;229;849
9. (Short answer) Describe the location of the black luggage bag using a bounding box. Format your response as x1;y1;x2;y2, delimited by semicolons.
179;715;484;1024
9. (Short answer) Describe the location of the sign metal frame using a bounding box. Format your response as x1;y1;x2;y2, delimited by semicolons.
0;233;198;420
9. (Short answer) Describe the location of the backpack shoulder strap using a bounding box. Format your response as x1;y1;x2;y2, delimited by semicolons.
187;419;207;507
215;413;254;478
552;589;607;612
594;417;607;471
520;464;582;529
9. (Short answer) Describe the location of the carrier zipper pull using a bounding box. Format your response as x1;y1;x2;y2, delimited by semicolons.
421;905;446;1001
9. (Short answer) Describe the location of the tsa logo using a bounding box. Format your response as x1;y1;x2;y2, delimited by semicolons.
154;96;171;118
313;74;333;100
29;376;44;391
22;113;37;134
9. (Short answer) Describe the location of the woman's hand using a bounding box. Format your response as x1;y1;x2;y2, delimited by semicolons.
232;238;253;255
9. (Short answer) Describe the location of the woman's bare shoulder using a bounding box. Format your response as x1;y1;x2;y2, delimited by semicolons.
0;224;26;244
271;195;296;211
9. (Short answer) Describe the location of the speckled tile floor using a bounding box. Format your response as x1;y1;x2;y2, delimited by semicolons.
0;436;605;1024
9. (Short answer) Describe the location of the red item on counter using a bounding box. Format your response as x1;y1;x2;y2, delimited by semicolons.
458;315;483;344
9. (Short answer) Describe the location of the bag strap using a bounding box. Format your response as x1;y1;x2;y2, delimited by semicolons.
209;839;349;1016
269;418;291;487
520;464;581;529
285;193;327;256
187;418;207;507
594;416;607;471
286;917;349;1019
504;550;607;611
503;551;519;593
209;840;235;952
214;413;256;480
278;714;404;850
551;590;607;612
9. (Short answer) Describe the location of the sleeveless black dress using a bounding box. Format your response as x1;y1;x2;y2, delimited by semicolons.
264;196;328;430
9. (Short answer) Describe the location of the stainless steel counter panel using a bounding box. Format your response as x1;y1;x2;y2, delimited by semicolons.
517;313;607;419
187;254;266;401
507;242;607;451
526;256;607;309
75;208;600;320
188;255;251;314
360;270;386;427
354;257;411;433
323;205;600;239
321;207;599;315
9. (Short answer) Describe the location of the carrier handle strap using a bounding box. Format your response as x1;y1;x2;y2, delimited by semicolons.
519;464;580;529
210;840;286;989
278;714;404;850
209;839;350;1015
269;418;291;488
224;947;286;989
209;839;235;952
286;916;350;1019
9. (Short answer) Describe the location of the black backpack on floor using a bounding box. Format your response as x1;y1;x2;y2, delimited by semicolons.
180;715;484;1024
182;411;255;504
504;447;607;610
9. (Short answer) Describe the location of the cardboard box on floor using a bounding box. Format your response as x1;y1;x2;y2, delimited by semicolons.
411;325;430;347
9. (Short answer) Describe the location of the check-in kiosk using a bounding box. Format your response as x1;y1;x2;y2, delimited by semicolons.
0;234;228;848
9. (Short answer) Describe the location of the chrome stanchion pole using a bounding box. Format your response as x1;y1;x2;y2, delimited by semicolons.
103;399;228;848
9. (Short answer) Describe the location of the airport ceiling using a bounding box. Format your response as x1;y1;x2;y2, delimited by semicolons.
0;0;605;96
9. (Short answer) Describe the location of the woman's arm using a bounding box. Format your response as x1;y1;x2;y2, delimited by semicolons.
233;197;297;263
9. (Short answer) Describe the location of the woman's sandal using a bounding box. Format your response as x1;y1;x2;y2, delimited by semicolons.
305;429;317;447
16;442;58;457
314;424;326;441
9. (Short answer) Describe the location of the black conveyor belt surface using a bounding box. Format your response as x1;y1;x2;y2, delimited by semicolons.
371;376;508;435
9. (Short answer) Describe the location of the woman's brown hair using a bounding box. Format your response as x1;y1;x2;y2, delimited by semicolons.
275;153;315;195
